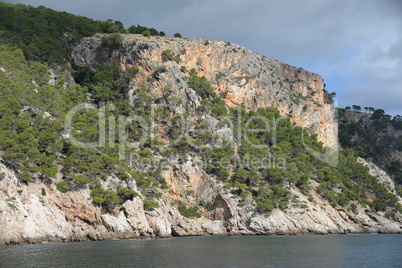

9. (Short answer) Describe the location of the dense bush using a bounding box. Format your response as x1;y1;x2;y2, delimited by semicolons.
143;199;159;211
127;24;164;36
161;49;181;63
188;69;216;99
178;201;201;218
101;34;123;49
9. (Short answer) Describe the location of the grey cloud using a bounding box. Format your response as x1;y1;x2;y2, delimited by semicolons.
342;79;402;116
339;36;402;115
388;39;402;61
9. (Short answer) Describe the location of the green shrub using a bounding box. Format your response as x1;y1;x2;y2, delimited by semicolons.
161;49;181;63
256;200;275;213
117;186;137;201
199;200;214;211
102;190;122;208
142;30;151;37
143;199;159;211
127;24;163;36
188;71;215;99
127;67;139;77
0;3;123;63
56;180;71;193
71;175;91;184
101;34;122;49
279;203;288;210
153;66;167;79
349;203;358;214
211;97;227;116
160;178;169;189
20;172;32;182
92;197;105;204
178;201;201;218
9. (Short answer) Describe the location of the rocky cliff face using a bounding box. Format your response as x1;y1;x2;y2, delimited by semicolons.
1;157;401;246
72;35;337;149
1;35;400;246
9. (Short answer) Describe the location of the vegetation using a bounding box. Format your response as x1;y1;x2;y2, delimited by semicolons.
0;3;400;218
161;49;181;63
188;68;216;99
101;34;123;49
187;73;401;214
325;91;336;103
0;3;168;212
199;200;214;211
338;106;402;194
0;3;168;64
127;24;165;36
143;199;160;211
0;3;121;63
142;30;151;37
178;201;201;218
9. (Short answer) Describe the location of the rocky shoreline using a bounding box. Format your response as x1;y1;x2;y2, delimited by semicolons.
2;228;401;247
1;161;401;247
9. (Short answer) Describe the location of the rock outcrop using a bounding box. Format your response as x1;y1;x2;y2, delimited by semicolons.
1;158;401;246
1;35;401;246
72;35;338;149
357;157;402;202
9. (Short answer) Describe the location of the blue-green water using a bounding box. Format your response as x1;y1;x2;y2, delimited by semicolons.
0;234;401;267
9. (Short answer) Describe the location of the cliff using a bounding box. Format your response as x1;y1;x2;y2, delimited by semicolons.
1;34;401;246
1;157;401;245
72;35;338;149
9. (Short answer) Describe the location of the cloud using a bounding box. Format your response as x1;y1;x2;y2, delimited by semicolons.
340;37;402;115
3;0;402;114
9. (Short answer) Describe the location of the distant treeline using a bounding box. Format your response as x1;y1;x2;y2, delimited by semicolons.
127;25;165;36
343;105;402;123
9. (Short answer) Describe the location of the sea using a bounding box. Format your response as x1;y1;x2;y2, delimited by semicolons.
0;234;401;267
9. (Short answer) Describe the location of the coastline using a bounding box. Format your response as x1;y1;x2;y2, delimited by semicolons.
2;228;401;247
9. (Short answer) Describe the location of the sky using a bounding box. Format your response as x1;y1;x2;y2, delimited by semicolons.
3;0;402;115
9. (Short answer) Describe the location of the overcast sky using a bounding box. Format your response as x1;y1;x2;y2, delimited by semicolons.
4;0;402;115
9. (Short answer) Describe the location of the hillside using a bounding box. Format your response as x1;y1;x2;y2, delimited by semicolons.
339;109;402;192
0;3;401;245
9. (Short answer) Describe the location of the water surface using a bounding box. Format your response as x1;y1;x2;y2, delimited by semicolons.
0;234;401;267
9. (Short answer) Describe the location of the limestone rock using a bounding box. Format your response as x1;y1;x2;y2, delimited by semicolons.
358;157;402;201
71;37;337;148
101;211;132;233
122;198;149;232
202;221;227;235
